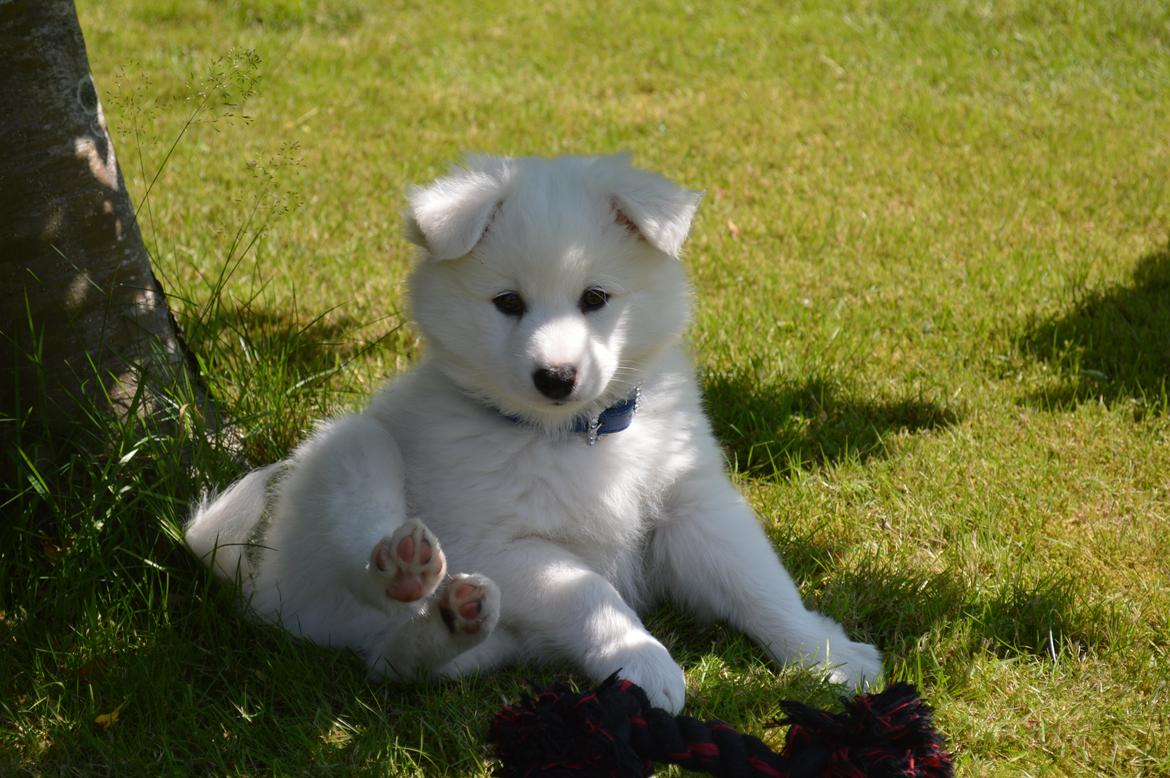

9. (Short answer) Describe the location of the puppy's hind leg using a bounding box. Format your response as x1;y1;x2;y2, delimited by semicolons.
271;414;442;613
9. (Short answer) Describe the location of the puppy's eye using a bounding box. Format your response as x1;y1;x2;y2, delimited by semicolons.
579;287;609;313
492;291;526;317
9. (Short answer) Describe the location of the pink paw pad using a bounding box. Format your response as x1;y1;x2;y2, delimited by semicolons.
371;520;446;603
439;575;496;637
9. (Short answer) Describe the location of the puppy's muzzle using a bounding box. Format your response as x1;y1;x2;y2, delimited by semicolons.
533;365;577;400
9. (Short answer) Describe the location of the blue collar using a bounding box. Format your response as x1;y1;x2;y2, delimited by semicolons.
505;387;641;445
571;387;641;445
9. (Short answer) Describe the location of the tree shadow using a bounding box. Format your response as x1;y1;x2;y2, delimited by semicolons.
702;371;960;480
1017;242;1170;411
183;302;406;463
190;302;405;385
24;586;509;775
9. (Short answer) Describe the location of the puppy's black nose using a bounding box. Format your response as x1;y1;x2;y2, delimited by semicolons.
533;365;577;400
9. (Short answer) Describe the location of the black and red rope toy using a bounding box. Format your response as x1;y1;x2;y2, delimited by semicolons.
488;674;952;777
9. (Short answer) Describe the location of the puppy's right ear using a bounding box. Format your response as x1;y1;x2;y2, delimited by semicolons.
594;155;703;259
404;157;511;261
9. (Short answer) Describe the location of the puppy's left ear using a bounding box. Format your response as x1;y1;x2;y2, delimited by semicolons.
404;156;512;261
600;157;703;258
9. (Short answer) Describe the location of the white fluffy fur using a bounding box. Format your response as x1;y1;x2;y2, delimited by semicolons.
186;154;882;712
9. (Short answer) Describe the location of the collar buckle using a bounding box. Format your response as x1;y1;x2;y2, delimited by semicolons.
581;386;639;446
585;416;603;446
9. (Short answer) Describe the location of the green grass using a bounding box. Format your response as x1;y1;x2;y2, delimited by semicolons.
3;0;1170;774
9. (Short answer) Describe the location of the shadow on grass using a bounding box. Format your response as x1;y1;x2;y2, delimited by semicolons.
191;303;404;386
185;302;404;463
703;372;959;479
821;558;1121;662
21;589;507;775
1017;242;1170;412
650;538;1122;698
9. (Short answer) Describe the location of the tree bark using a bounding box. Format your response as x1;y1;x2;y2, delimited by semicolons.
0;0;209;443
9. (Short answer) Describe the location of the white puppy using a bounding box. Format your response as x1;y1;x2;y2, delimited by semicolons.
185;154;882;713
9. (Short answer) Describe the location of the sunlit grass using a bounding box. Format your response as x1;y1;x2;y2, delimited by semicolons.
2;0;1168;774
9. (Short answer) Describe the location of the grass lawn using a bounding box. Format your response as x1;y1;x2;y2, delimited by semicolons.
3;0;1169;774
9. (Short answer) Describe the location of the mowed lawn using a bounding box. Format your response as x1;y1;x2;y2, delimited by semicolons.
3;0;1169;774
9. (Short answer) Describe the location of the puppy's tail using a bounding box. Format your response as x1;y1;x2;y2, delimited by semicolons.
185;464;282;584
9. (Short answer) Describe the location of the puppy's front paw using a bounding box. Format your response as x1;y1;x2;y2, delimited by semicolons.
612;644;687;714
438;573;500;639
825;639;883;690
370;519;448;603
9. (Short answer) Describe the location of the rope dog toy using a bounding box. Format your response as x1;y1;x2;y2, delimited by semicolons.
488;674;953;777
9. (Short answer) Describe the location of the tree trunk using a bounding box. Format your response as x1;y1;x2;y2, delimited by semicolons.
0;0;209;444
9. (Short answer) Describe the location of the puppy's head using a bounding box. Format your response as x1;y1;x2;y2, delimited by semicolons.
405;154;702;430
